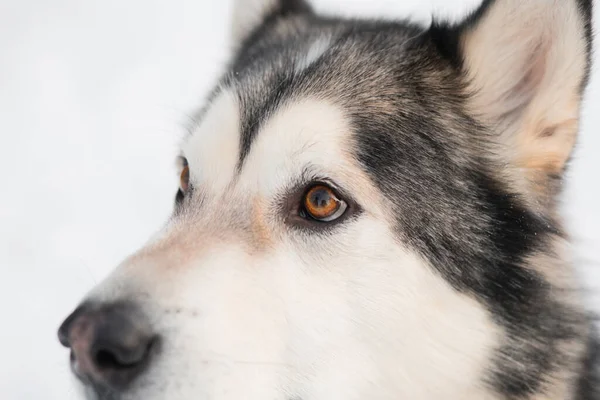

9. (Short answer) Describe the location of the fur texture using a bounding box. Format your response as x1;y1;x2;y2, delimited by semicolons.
59;1;597;399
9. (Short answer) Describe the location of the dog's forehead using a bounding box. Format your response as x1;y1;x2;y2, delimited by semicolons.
181;25;441;197
182;88;355;196
180;22;464;207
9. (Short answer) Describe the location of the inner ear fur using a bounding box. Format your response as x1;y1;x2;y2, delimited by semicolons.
432;0;593;201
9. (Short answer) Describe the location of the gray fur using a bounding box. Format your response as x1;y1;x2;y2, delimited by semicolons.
214;0;598;397
59;0;598;398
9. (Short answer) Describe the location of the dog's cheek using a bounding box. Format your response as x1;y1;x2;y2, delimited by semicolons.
269;220;501;398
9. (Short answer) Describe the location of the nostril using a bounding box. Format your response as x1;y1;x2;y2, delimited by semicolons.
95;349;132;370
93;338;155;370
59;302;157;389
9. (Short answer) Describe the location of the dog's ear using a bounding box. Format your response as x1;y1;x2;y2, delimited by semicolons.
230;0;312;46
431;0;593;200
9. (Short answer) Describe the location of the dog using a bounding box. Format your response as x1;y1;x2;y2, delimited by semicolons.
57;0;597;399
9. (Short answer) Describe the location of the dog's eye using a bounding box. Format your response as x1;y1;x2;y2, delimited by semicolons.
301;184;347;222
176;156;190;205
180;165;190;193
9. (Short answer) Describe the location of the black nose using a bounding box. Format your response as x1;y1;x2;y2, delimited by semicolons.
58;302;157;390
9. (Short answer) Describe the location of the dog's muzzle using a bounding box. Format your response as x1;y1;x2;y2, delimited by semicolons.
58;301;158;394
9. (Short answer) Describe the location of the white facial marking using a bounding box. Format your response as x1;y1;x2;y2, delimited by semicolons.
84;97;500;400
239;98;351;196
182;89;240;194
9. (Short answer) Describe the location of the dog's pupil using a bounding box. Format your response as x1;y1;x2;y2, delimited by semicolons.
311;189;330;208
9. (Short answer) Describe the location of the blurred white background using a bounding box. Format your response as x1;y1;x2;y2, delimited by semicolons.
0;0;598;398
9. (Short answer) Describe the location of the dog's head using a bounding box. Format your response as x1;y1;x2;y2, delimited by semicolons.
58;1;594;399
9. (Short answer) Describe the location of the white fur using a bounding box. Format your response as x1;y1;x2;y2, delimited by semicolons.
75;1;591;399
183;89;241;194
461;0;587;176
87;98;499;400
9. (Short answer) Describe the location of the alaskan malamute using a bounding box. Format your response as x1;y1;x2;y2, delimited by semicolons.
58;0;597;398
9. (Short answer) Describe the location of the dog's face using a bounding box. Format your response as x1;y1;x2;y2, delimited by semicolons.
58;1;594;399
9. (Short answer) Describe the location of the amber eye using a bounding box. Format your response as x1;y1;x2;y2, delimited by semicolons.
302;184;347;222
180;165;190;193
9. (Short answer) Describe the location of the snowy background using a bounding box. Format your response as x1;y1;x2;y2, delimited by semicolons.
0;0;598;398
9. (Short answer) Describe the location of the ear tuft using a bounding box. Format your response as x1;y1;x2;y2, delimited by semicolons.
230;0;312;46
432;0;593;201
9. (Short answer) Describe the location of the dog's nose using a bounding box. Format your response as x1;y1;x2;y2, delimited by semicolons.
58;302;157;389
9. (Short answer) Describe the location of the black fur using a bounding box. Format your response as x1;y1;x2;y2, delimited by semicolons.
577;333;600;400
232;0;314;167
577;0;595;89
350;63;580;398
428;0;496;68
57;1;597;399
429;0;594;91
210;0;597;397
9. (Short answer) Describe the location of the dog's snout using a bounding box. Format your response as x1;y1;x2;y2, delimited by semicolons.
58;302;157;389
